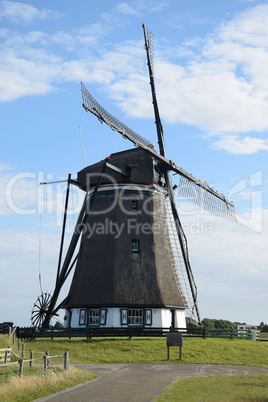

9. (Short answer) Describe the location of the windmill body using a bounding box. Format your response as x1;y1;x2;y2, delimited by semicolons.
32;25;235;330
63;148;186;329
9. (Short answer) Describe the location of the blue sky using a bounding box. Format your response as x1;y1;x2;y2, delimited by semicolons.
1;0;268;326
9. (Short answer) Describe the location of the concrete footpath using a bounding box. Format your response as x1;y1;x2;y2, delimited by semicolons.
36;363;268;402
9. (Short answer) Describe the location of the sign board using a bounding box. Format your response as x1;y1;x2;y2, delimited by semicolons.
166;333;182;359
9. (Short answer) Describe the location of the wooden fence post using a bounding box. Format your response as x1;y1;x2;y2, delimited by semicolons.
4;349;8;364
203;327;206;339
22;344;25;358
45;351;49;367
29;350;33;367
19;359;23;378
64;351;69;371
43;354;48;374
129;325;133;339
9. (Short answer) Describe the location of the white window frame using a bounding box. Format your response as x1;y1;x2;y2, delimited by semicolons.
128;309;143;326
88;309;100;325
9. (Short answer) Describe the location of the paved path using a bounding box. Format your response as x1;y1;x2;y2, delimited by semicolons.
36;363;268;402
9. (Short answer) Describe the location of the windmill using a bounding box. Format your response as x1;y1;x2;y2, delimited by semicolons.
32;25;236;329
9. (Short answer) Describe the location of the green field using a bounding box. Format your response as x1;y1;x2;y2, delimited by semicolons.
16;336;268;367
156;375;268;401
1;335;268;401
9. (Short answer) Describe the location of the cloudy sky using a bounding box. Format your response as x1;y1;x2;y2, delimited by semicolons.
1;0;268;327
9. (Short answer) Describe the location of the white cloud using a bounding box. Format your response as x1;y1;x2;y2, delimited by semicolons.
150;1;170;12
212;135;268;154
0;166;83;220
0;50;61;101
114;2;141;17
0;227;66;325
113;0;170;17
0;166;82;325
0;0;61;24
85;3;268;142
51;31;77;51
182;206;268;314
1;2;268;154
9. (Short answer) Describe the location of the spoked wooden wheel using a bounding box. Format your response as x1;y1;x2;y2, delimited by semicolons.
31;293;51;327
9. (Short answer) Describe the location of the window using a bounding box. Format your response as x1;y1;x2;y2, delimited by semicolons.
128;309;143;326
131;200;138;210
88;309;100;325
132;239;139;253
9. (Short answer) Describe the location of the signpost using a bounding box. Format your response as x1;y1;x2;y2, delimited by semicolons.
166;333;182;359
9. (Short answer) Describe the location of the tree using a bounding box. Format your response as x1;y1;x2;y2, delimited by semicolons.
201;318;236;329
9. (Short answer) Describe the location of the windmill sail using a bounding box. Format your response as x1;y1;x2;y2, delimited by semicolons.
81;82;154;149
81;82;235;221
177;176;236;222
142;24;166;157
77;25;237;325
143;23;201;323
154;194;199;322
80;82;237;323
142;24;236;223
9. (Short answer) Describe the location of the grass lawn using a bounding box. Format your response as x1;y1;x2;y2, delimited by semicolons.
156;375;268;401
0;335;96;400
1;334;268;400
0;367;96;402
15;336;268;367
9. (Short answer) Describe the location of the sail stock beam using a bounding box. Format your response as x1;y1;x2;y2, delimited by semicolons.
143;24;166;158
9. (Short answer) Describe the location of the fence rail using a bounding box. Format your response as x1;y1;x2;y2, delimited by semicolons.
15;326;259;340
0;348;11;364
0;350;69;378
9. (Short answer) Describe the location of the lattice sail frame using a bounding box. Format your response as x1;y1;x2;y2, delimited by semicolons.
143;24;154;76
177;176;236;222
81;82;154;149
154;193;199;323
